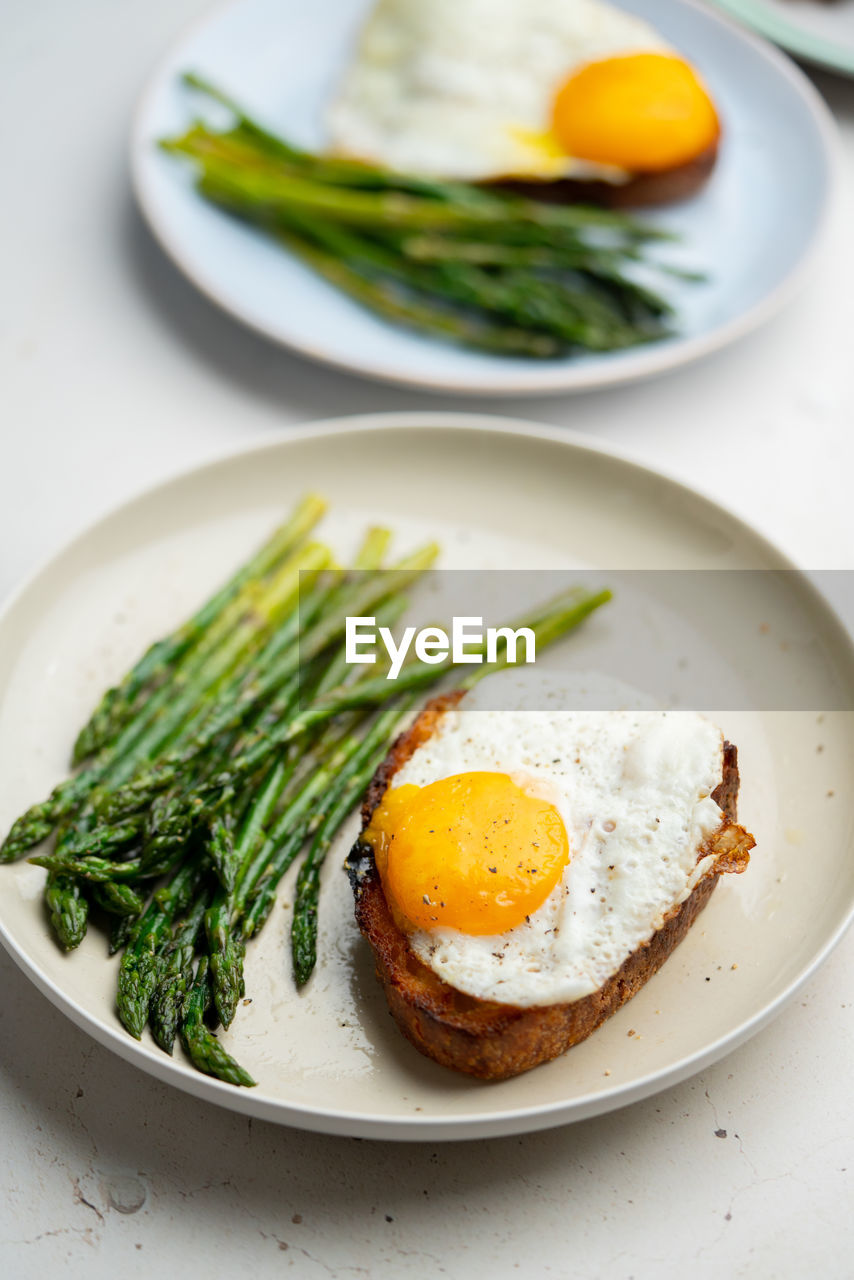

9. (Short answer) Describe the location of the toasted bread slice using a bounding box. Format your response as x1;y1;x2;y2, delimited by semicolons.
347;694;754;1081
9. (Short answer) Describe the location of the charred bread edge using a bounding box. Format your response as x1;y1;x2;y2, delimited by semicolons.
347;692;749;1081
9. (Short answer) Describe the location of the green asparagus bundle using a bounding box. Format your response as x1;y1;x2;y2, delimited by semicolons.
157;74;697;358
2;495;611;1087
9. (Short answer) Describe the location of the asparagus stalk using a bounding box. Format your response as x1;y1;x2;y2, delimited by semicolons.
94;542;412;826
148;891;210;1054
44;872;89;951
109;914;137;957
73;493;326;762
204;905;246;1031
116;859;206;1038
352;526;393;569
2;541;330;862
54;817;144;861
94;668;302;826
206;809;237;897
284;215;660;350
235;728;363;927
202;597;408;1025
91;882;145;918
30;851;146;883
121;546;437;826
263;219;563;360
180;956;255;1086
290;699;414;985
204;754;299;1025
400;234;636;269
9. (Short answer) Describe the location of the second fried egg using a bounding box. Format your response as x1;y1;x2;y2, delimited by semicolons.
328;0;719;184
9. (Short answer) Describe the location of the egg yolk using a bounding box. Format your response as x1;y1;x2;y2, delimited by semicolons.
363;772;569;936
552;52;720;173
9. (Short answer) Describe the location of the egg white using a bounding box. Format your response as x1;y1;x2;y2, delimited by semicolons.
388;701;726;1007
328;0;671;182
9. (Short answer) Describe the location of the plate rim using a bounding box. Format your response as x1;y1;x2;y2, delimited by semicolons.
130;0;841;397
709;0;854;79
2;410;853;1141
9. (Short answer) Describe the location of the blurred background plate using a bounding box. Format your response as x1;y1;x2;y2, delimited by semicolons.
710;0;854;79
1;414;854;1139
132;0;838;395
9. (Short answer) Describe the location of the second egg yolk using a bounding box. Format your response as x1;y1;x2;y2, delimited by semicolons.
363;772;569;936
552;52;720;173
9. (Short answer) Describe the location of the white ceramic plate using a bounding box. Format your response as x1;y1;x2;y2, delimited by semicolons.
132;0;838;396
1;414;853;1140
710;0;854;79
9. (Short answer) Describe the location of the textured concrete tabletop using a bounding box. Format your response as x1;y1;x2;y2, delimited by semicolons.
2;2;853;1276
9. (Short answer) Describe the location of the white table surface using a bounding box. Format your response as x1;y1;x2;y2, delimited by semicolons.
2;2;853;1276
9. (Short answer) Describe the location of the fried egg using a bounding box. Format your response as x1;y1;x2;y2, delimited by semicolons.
363;701;731;1007
328;0;719;184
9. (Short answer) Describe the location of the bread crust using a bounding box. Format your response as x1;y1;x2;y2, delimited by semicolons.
347;696;753;1081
